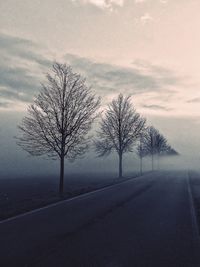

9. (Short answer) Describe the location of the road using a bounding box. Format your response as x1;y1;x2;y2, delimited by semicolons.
1;171;200;267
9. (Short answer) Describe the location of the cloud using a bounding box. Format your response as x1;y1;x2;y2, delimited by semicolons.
140;13;153;24
0;65;38;94
72;0;125;10
135;0;147;3
135;0;167;5
64;54;179;102
187;97;200;103
132;60;179;86
160;0;168;4
0;33;180;111
0;33;50;66
0;33;51;107
142;104;171;111
0;101;10;108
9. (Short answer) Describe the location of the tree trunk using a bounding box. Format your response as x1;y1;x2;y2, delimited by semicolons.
59;155;64;197
140;156;143;176
151;154;154;171
119;153;123;178
157;155;160;170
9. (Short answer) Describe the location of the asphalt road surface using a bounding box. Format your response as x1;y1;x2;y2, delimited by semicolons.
1;171;200;267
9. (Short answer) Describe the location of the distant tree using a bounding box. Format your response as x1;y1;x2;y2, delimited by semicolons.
153;130;168;169
17;63;100;196
95;94;146;178
142;126;178;170
136;134;148;175
165;145;179;156
142;126;166;170
141;126;156;171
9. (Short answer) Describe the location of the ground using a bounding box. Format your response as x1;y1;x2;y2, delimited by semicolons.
1;171;200;267
0;172;138;220
189;171;200;234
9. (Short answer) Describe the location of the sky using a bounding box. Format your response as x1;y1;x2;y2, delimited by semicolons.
0;0;200;177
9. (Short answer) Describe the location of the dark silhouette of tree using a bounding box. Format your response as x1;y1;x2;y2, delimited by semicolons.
136;133;148;175
142;126;168;170
95;94;146;178
154;130;168;169
17;63;100;196
141;126;157;171
142;126;178;170
165;145;179;156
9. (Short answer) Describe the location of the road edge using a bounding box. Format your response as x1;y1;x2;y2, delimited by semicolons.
187;172;200;243
0;172;154;224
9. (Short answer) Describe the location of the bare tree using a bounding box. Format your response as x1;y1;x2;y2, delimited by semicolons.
142;126;159;171
165;145;179;156
17;63;100;196
95;94;146;178
154;131;168;169
136;134;148;175
142;126;174;170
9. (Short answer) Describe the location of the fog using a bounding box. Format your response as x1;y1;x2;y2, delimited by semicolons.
0;111;200;180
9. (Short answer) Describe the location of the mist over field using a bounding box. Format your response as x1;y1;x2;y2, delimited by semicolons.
0;110;199;180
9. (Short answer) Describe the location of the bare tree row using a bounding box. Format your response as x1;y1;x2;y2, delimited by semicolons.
136;126;178;175
17;63;178;196
95;94;178;178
